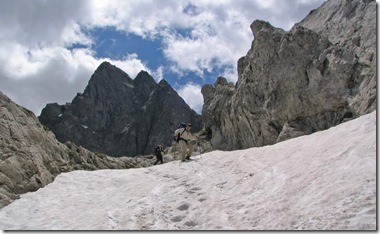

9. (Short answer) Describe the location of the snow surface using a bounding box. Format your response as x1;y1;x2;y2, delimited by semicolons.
0;112;376;230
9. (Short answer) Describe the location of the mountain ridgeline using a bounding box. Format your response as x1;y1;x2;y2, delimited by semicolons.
39;62;203;157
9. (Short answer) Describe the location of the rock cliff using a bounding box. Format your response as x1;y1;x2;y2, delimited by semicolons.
0;91;153;208
39;62;203;157
202;0;376;151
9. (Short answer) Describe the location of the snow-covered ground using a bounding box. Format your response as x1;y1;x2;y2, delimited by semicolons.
0;112;376;230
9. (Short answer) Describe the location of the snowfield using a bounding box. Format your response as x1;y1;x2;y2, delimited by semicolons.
0;111;376;230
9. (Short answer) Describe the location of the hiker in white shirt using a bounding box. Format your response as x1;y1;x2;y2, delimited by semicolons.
174;123;198;161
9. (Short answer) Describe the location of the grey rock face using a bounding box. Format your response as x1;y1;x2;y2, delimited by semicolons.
0;91;149;208
202;0;376;151
294;0;376;115
39;62;203;157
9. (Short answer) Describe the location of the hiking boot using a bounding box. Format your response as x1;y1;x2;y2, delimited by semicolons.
185;156;191;160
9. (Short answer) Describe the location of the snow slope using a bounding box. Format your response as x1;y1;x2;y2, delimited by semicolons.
0;111;376;230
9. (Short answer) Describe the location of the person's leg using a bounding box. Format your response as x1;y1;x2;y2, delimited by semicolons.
160;155;163;164
179;141;188;161
186;144;194;159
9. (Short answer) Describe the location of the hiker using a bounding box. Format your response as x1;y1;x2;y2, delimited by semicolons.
154;144;164;165
174;123;198;161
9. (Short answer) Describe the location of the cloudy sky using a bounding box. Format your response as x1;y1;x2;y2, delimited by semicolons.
0;0;326;115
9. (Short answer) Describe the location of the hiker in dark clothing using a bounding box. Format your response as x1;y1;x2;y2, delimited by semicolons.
154;144;164;165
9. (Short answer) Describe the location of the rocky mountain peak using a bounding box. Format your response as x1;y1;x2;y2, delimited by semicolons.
39;62;203;157
134;70;156;86
158;79;174;90
97;60;113;70
81;61;134;109
250;20;284;38
214;76;228;86
132;70;157;104
90;61;133;84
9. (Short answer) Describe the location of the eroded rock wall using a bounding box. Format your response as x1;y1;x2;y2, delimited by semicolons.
202;0;376;151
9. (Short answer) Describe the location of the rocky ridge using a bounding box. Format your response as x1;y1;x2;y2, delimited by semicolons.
202;0;376;151
39;62;203;157
0;91;159;209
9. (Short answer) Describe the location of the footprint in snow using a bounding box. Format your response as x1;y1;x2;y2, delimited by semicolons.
107;211;118;229
177;203;190;211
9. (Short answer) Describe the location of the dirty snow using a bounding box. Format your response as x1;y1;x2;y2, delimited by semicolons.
0;112;376;230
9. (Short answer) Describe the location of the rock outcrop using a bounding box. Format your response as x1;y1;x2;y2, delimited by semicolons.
202;0;376;151
39;62;203;157
0;91;157;208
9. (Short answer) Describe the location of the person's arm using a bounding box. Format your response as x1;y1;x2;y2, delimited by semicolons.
190;132;199;141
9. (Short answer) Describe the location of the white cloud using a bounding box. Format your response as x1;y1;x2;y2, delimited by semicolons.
0;43;44;79
253;0;276;9
150;66;164;83
88;0;186;38
0;0;92;48
0;44;151;115
221;67;238;84
159;2;252;77
111;54;149;79
160;6;253;78
176;82;204;114
0;0;326;116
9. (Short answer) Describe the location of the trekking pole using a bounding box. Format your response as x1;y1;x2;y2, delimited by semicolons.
197;141;202;159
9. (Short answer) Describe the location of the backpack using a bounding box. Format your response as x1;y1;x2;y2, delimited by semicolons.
177;122;186;129
174;122;186;143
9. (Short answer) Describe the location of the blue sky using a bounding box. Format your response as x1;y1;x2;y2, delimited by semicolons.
87;26;222;87
0;0;327;115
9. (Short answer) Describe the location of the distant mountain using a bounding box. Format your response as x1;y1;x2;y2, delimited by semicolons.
201;0;376;151
39;62;203;157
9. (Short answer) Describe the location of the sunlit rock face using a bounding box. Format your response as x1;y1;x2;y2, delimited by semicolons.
202;0;376;151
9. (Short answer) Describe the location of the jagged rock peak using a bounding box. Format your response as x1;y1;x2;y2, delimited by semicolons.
134;70;156;84
39;62;203;157
95;61;129;77
158;79;172;88
133;70;157;92
156;79;178;96
215;76;228;86
97;61;113;69
250;20;285;37
89;61;133;86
